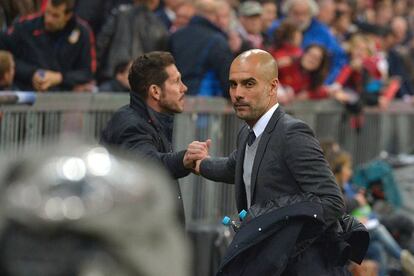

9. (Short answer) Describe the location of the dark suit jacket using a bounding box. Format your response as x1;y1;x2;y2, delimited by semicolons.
100;92;191;223
200;106;345;226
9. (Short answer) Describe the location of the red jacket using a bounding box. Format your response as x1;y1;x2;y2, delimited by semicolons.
279;61;329;99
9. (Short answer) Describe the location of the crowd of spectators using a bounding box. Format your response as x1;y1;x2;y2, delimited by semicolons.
1;0;414;109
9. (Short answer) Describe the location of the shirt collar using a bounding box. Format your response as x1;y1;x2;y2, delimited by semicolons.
251;103;279;137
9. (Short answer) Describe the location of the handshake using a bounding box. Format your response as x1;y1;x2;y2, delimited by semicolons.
183;139;211;174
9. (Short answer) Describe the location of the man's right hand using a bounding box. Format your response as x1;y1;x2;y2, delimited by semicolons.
183;139;211;172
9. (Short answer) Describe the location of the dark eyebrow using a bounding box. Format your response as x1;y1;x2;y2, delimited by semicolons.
241;78;256;85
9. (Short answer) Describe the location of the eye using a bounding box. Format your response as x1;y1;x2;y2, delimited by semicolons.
245;81;255;88
229;82;237;89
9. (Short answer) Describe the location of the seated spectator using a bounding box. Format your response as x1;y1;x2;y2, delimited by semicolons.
169;0;233;97
155;0;185;31
96;0;168;81
98;60;131;92
259;0;277;48
278;44;331;104
0;50;16;90
216;0;250;56
267;0;348;84
0;0;96;92
386;19;414;100
330;2;358;43
316;0;336;26
236;1;264;49
329;150;414;276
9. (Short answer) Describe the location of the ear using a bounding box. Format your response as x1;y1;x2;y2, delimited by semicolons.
148;84;161;101
269;78;279;96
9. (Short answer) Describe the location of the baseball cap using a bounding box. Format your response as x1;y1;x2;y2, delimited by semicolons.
239;1;263;17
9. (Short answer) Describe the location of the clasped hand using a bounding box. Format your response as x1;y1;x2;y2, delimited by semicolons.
183;139;211;174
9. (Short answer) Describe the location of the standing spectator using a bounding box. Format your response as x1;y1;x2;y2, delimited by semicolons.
0;0;96;92
0;50;16;90
169;0;233;97
268;0;348;84
98;60;131;92
237;1;265;49
96;0;168;81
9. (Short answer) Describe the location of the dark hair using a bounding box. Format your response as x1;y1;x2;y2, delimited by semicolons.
303;44;330;90
128;51;175;98
51;0;75;13
114;61;131;76
273;18;300;49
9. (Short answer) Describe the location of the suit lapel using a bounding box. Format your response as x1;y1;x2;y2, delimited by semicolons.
250;107;285;203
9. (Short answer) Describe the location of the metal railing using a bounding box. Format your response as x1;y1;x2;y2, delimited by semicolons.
1;93;414;225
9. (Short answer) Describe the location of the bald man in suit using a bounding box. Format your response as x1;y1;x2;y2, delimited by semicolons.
195;49;348;275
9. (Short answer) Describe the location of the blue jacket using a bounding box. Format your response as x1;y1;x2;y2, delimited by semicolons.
268;18;348;84
169;16;233;97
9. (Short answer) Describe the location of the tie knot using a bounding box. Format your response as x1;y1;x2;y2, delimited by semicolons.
247;129;256;146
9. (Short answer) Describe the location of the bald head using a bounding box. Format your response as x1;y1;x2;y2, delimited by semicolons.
233;49;278;80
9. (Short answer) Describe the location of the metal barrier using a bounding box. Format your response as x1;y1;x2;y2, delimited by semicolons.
1;93;414;226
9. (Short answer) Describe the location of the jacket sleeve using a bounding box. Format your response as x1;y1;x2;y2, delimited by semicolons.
325;35;348;84
2;25;38;84
115;124;191;179
61;23;96;87
207;34;233;98
96;10;116;70
283;121;345;227
200;150;237;184
344;196;359;214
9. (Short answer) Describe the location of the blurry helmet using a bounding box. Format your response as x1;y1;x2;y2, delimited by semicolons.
0;140;190;276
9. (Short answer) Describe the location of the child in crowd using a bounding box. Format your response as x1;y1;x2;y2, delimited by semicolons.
0;50;16;90
334;33;400;111
270;19;302;105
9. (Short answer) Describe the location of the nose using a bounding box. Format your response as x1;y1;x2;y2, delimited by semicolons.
181;81;188;94
231;85;244;100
